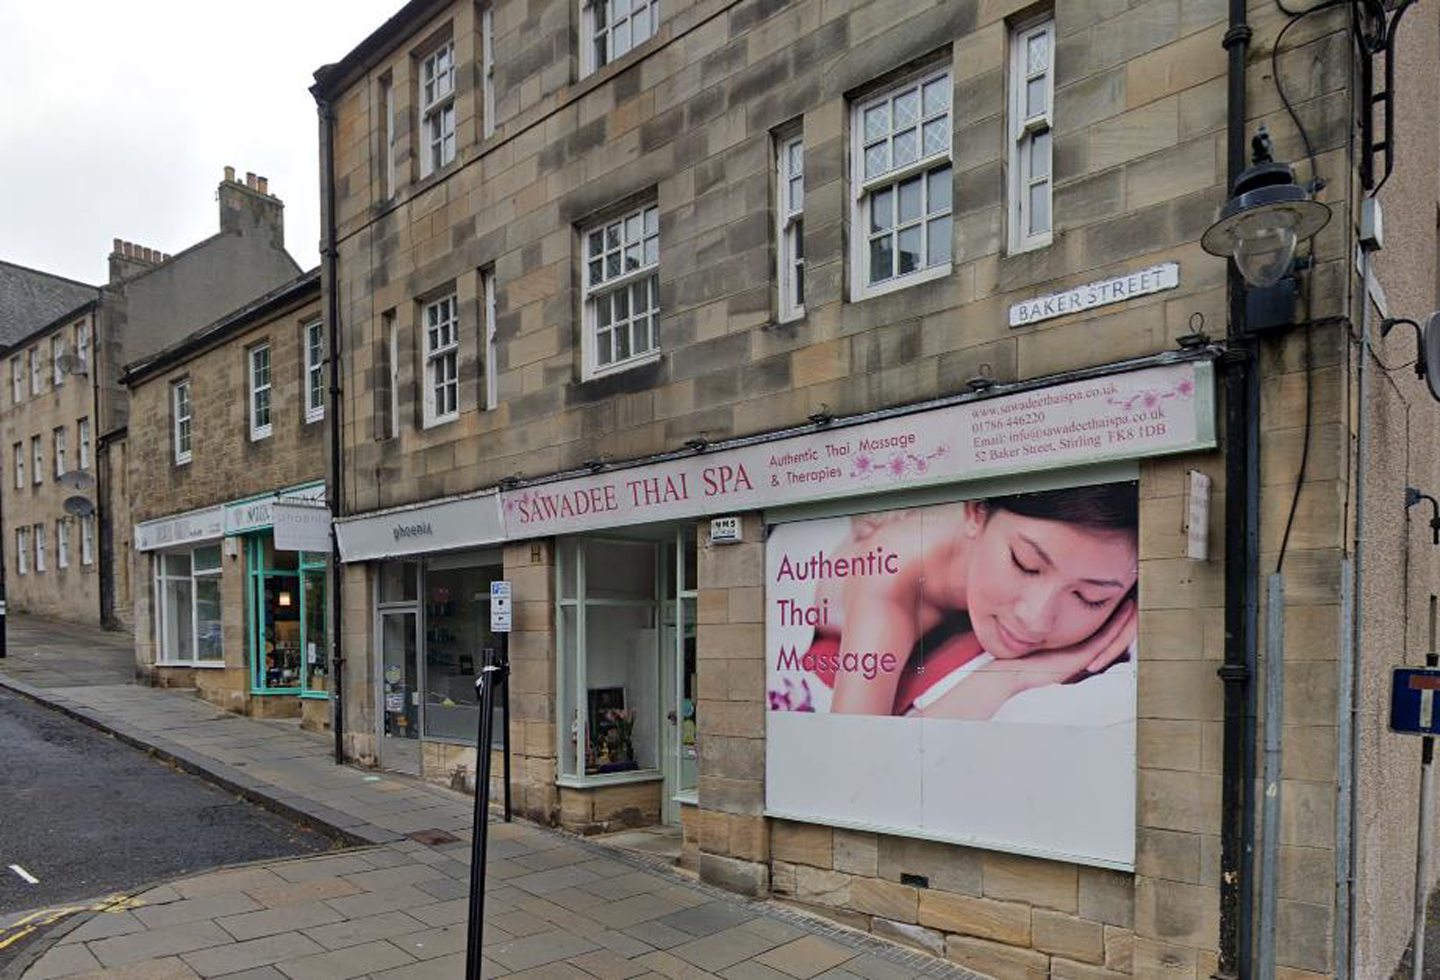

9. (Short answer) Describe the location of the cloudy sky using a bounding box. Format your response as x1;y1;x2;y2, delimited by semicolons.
0;1;403;285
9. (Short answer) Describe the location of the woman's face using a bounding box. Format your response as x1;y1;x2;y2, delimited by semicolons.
959;505;1137;660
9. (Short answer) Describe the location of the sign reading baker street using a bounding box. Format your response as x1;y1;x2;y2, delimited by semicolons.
1008;262;1180;328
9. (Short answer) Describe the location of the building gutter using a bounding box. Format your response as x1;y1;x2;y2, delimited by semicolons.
1217;0;1257;976
314;92;346;766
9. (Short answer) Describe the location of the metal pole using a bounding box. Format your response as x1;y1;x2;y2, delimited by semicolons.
1413;598;1438;980
1258;574;1286;980
501;632;512;822
467;648;505;980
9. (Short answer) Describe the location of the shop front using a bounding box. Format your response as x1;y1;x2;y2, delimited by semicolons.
135;482;330;723
337;355;1218;857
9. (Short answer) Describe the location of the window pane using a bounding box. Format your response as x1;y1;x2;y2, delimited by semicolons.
597;329;613;365
632;318;648;354
588;259;603;285
422;563;503;740
588;230;604;257
922;76;950;116
631;281;648;312
379;561;419;603
928;215;953;265
165;576;193;661
165;553;192;577
1029;181;1051;236
863;103;889;142
927;167;953;215
870;188;893;232
606;252;621;278
864;142;889;179
1027;77;1047;118
869;236;894;283
893;129;918;168
644;206;658;235
614;15;631;54
1028;31;1050;74
922;117;949;157
625;243;641;272
1031;131;1052;179
615;287;630;321
625;212;642;243
597;298;612;327
614;320;631;360
898;175;923;224
893;89;920;128
606;223;621;249
897;225;922;275
193;545;222;572
196;577;222;661
643;237;658;266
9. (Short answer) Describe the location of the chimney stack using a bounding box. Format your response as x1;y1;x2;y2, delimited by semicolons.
108;238;168;284
218;165;286;250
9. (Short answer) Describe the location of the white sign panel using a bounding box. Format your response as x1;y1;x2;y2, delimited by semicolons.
765;482;1140;869
225;483;326;535
273;501;333;553
490;580;512;633
1008;262;1180;328
499;360;1213;539
334;491;505;562
1186;470;1212;561
135;505;225;552
710;516;742;544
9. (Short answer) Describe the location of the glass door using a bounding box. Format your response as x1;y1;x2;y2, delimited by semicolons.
379;609;422;774
662;526;698;825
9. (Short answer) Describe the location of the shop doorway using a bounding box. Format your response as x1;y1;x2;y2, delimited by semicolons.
376;562;421;775
246;535;329;698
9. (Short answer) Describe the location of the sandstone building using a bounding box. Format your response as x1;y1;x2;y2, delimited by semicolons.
301;0;1440;975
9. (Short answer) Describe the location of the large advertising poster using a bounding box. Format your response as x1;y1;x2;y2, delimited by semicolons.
765;481;1140;868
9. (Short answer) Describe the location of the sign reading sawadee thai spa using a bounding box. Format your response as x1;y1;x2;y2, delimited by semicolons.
498;359;1214;538
1008;262;1180;328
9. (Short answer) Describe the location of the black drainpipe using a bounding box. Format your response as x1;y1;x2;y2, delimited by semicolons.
1217;1;1257;977
316;93;346;765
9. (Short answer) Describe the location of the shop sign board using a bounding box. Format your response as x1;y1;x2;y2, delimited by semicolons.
710;516;742;544
135;505;225;552
490;581;512;633
334;491;505;562
1007;262;1180;328
765;480;1141;869
499;360;1213;540
273;501;333;553
224;483;327;536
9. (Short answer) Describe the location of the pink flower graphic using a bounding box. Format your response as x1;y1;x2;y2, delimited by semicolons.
768;677;815;712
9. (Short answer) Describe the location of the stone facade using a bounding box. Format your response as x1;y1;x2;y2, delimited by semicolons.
309;0;1440;976
126;272;325;718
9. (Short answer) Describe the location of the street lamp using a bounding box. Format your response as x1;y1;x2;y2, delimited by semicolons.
1201;128;1332;289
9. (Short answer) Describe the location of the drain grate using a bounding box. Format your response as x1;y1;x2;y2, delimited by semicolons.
408;828;461;845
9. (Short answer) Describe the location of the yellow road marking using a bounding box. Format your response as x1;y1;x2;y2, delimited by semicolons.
0;894;144;950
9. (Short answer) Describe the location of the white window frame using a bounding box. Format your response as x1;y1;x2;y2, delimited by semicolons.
75;320;90;374
582;203;661;379
154;546;225;667
173;379;193;464
1008;17;1055;254
51;335;64;387
481;5;496;139
34;523;45;573
380;74;396;198
30;436;42;485
850;68;955;300
12;442;23;490
56;519;69;570
16;527;28;576
249;344;272;441
482;270;498;411
53;426;66;479
29;347;41;395
10;356;21;404
78;418;91;470
581;0;659;76
419;40;456;178
304;320;325;423
777;132;806;322
81;514;94;566
423;294;460;426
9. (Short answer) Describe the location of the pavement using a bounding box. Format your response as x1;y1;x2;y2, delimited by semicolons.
0;615;976;980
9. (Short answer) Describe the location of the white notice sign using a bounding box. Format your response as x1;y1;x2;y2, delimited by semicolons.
1008;262;1180;328
490;580;512;633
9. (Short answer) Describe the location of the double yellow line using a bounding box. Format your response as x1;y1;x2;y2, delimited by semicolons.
0;894;143;952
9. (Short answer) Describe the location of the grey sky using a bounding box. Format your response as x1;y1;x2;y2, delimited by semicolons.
0;1;402;286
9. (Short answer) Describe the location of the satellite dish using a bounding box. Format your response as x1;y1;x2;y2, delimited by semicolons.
58;470;95;492
63;495;95;518
55;352;86;376
1425;311;1440;403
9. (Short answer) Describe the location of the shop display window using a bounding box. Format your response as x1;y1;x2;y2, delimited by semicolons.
422;558;504;741
247;535;328;696
154;544;223;666
556;537;662;780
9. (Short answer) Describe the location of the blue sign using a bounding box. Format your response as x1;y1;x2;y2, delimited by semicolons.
1389;667;1440;735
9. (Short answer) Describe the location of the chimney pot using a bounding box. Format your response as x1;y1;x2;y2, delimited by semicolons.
121;241;132;258
257;176;269;195
112;238;122;254
224;165;236;182
245;171;257;189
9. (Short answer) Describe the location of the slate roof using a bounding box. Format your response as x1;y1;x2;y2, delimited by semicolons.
0;259;98;348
